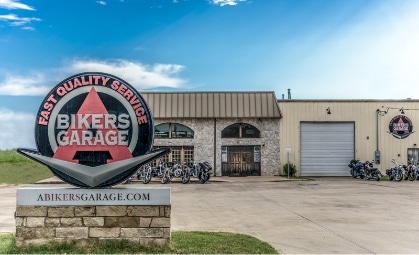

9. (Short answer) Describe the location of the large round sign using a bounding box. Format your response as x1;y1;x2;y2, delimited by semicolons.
389;115;414;139
19;72;168;188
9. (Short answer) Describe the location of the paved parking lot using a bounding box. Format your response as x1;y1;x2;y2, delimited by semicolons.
2;177;419;254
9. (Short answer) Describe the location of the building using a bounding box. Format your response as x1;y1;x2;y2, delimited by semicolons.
142;92;282;176
279;99;419;176
143;91;419;177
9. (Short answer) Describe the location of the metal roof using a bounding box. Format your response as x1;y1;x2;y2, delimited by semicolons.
141;92;282;119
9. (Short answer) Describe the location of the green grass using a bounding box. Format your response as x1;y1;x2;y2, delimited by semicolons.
0;150;53;185
0;149;32;163
0;232;278;254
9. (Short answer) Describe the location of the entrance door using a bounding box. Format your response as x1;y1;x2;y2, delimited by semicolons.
221;146;261;176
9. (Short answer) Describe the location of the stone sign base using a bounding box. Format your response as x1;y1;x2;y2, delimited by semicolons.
15;188;171;247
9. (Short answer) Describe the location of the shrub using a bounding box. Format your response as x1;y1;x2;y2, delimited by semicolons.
282;163;297;177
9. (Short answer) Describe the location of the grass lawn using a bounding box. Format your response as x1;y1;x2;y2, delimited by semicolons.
0;232;278;254
0;150;53;184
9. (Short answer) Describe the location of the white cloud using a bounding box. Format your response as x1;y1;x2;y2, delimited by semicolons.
96;1;106;5
0;13;41;27
0;109;35;150
0;59;186;95
21;26;34;31
209;0;246;7
66;59;186;90
0;0;35;11
0;73;51;95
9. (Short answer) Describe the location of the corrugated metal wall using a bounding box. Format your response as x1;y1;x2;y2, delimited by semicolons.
142;92;282;118
279;100;419;176
300;122;354;176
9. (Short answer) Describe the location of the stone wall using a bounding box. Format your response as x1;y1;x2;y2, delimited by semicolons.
216;118;280;176
153;118;281;176
15;205;171;247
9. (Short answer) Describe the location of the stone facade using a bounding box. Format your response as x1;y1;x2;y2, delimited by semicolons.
153;118;280;176
15;205;171;247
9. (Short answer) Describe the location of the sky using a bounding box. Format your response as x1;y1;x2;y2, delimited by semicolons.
1;0;419;149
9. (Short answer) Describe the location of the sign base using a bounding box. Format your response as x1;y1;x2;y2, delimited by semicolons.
15;187;171;247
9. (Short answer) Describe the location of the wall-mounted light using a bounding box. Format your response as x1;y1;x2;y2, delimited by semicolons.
326;107;331;114
400;108;405;114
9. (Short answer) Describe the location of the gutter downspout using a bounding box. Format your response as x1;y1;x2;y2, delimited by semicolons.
214;118;217;176
376;109;379;153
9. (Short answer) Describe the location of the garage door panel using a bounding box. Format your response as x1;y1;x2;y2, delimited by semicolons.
300;122;354;176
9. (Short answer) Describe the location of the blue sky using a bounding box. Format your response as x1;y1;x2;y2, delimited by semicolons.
1;0;419;149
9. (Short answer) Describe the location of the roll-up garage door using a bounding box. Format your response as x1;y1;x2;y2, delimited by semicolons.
300;122;354;176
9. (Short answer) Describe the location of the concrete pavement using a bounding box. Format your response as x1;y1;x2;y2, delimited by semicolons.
2;176;419;254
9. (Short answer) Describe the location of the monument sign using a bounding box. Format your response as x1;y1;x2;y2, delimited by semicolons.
15;72;171;247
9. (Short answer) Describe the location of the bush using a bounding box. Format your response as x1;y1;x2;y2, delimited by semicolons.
282;163;297;177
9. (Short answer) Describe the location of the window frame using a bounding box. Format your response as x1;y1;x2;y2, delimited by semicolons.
154;123;194;139
221;123;261;139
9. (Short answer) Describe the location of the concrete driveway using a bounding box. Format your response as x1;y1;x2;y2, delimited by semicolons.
2;177;419;254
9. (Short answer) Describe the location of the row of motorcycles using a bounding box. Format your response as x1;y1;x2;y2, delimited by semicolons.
348;159;419;181
348;159;383;181
124;159;212;184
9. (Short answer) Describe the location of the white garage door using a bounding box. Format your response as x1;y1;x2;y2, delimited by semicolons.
300;122;354;176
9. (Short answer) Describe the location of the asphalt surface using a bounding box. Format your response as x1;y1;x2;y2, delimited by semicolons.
2;176;419;254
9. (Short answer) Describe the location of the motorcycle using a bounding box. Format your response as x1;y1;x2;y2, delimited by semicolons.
348;159;365;179
386;159;406;181
182;161;212;184
198;161;212;184
405;164;418;181
363;160;382;181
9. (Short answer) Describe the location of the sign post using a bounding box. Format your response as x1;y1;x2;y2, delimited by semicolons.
285;147;291;179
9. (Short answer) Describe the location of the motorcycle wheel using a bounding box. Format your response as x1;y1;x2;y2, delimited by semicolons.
350;169;356;178
182;172;190;184
161;172;172;184
395;171;403;182
376;173;381;181
174;169;182;178
143;173;151;184
198;172;207;184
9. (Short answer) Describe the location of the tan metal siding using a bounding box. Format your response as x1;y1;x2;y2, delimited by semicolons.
207;93;213;117
249;94;256;116
255;94;262;116
266;94;274;117
176;94;185;118
141;92;282;119
198;93;203;117
214;93;220;117
242;93;249;117
231;94;237;117
237;93;244;117
279;100;419;176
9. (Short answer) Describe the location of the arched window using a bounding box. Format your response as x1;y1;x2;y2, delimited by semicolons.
221;123;241;138
154;123;194;139
222;123;260;138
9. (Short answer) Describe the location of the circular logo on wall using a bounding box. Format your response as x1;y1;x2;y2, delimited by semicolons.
18;72;169;188
388;115;414;139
